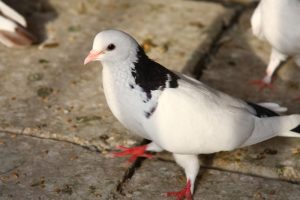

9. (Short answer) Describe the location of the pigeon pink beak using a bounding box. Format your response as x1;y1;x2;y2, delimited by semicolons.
84;50;104;65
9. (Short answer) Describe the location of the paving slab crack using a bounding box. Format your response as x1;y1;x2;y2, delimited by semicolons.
0;161;26;176
114;140;150;196
0;131;150;199
188;2;257;79
155;156;300;185
0;129;103;153
202;165;300;185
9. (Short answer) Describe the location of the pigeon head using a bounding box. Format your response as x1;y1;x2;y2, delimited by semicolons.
84;29;139;65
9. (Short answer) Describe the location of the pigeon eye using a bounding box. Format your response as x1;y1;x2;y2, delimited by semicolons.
107;44;115;51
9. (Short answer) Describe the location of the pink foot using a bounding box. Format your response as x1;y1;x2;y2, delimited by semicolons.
167;180;192;200
250;79;275;92
112;145;153;163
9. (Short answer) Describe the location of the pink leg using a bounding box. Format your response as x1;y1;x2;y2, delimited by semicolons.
112;145;153;163
250;48;287;92
250;75;275;92
167;180;192;200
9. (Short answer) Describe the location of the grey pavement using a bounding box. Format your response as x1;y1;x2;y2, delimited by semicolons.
1;0;300;199
0;132;126;200
113;160;300;200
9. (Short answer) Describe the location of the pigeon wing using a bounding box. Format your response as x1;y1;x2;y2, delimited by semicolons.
0;15;35;47
0;1;26;26
142;78;256;154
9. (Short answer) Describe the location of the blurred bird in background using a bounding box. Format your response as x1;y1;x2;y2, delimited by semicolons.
0;0;36;47
250;0;300;91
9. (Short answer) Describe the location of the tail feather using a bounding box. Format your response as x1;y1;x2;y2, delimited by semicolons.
257;102;287;113
277;115;300;137
242;114;300;147
291;125;300;133
247;102;279;117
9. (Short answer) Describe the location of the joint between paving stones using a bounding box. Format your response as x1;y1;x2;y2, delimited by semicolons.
156;156;300;186
0;131;151;198
0;129;103;153
114;139;150;195
0;161;26;176
191;2;257;79
204;166;300;185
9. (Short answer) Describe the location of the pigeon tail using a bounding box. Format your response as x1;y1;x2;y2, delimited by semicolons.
290;124;300;133
242;114;300;147
247;102;279;117
257;102;287;113
277;115;300;137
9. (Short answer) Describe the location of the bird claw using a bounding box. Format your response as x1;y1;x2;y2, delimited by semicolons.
249;79;275;92
167;180;192;200
112;145;153;163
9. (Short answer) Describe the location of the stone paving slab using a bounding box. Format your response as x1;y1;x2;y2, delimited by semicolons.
212;138;300;181
112;159;300;200
0;132;127;200
0;0;235;152
199;9;300;181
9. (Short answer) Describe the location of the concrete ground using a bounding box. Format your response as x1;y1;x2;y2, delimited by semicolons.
1;0;300;199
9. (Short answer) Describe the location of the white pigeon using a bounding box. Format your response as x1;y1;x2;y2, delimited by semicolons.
251;0;300;90
0;0;35;47
84;29;300;200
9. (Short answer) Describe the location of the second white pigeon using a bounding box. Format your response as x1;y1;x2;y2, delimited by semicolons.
84;29;300;200
251;0;300;90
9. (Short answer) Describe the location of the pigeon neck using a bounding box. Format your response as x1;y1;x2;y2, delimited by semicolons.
130;46;180;101
102;45;180;103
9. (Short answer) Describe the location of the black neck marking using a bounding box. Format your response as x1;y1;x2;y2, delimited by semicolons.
131;47;179;101
247;102;279;118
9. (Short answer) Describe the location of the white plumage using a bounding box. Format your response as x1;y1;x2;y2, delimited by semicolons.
84;29;300;200
0;1;35;47
251;0;300;88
